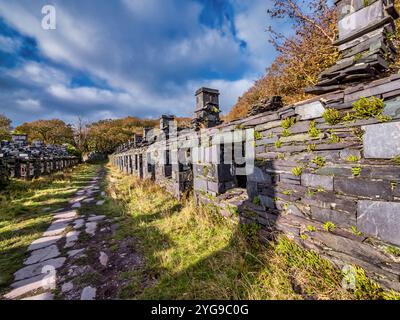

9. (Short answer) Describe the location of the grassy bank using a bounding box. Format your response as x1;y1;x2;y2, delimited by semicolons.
105;164;399;300
0;164;99;294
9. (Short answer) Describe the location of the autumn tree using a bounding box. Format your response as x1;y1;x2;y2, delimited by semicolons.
86;117;159;154
0;114;12;141
15;119;74;145
227;0;339;121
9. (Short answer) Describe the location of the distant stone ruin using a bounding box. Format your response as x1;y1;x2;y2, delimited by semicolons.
111;1;400;291
0;134;79;185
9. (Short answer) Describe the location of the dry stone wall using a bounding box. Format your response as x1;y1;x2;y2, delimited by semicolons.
111;77;400;291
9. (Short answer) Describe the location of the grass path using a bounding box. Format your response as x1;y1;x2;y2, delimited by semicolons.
0;164;99;295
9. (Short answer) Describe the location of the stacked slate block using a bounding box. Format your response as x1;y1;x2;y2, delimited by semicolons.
0;134;79;184
247;96;284;116
307;0;399;94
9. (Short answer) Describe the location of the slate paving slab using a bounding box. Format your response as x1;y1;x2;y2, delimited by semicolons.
42;220;69;237
28;234;63;252
4;273;53;299
71;202;81;209
24;245;60;266
54;210;78;221
22;292;54;300
65;231;80;248
73;219;85;229
85;222;97;236
67;248;85;258
88;215;106;222
4;173;112;300
14;257;66;281
81;286;97;300
62;282;74;293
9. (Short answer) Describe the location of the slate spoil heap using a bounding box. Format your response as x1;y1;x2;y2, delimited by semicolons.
307;0;399;94
247;96;284;116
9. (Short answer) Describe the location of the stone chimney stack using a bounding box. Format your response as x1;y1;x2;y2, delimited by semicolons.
192;87;222;130
307;0;399;94
160;115;176;140
143;127;152;142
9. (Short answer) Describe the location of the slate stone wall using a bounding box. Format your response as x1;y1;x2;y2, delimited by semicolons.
111;75;400;291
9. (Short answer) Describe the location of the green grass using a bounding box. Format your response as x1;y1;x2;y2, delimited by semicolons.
104;164;398;300
0;164;99;294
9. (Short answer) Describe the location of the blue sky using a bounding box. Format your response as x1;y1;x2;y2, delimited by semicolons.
0;0;290;126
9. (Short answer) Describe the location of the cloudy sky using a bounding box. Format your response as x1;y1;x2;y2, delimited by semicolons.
0;0;291;126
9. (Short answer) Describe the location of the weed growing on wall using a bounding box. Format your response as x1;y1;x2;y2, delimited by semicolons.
281;117;296;129
352;96;385;118
308;121;321;138
254;131;263;140
352;166;362;177
292;167;303;177
323;108;342;125
312;156;326;168
351;226;363;236
324;221;336;232
275;140;283;148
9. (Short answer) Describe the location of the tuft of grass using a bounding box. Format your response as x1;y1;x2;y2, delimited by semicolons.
306;225;317;232
352;166;362;177
393;156;400;165
352;96;385;119
308;121;321;138
324;221;336;232
351;226;363;236
312;156;326;168
292;167;303;177
329;133;341;144
386;246;400;257
282;128;291;137
346;155;360;163
307;144;316;152
323;108;342;125
281;117;296;129
275;140;283;148
254;131;263;140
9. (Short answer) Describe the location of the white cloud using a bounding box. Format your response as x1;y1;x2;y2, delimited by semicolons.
16;98;43;111
0;35;21;53
0;0;281;125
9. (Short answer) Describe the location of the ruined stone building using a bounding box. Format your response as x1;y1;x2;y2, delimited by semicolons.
0;134;79;185
111;0;400;291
